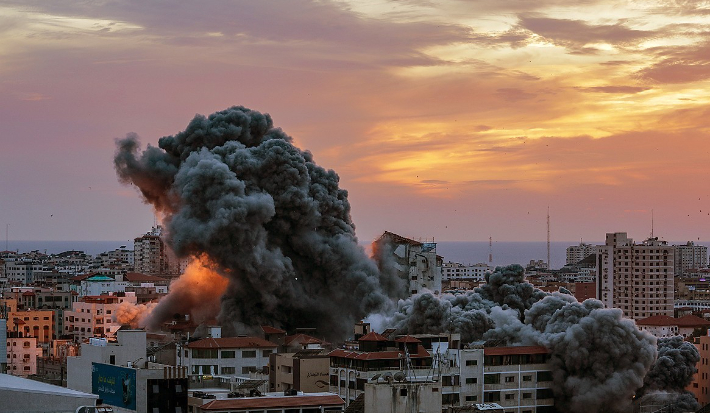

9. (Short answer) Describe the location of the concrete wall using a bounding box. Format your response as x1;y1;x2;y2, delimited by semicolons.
364;381;441;413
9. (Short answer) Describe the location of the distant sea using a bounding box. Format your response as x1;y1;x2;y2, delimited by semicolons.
6;240;706;271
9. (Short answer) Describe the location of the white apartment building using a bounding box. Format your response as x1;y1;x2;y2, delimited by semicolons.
184;336;277;377
5;335;42;376
3;259;46;284
329;333;556;413
674;241;708;276
442;262;494;282
566;243;597;265
78;275;129;296
478;346;556;413
596;232;674;320
64;292;137;342
373;231;442;295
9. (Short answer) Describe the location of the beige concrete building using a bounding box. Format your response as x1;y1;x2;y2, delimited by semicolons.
690;333;710;406
596;232;674;320
64;292;137;342
134;226;183;276
675;241;708;276
373;231;442;296
363;380;442;413
7;309;55;344
269;350;330;393
5;335;41;376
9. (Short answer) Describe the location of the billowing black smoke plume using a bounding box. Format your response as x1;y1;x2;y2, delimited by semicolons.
378;264;661;413
635;336;700;411
115;106;399;339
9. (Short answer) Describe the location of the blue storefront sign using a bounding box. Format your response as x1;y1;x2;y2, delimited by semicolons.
92;362;137;411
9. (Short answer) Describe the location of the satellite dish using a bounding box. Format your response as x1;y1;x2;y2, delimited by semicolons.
382;372;393;383
393;372;406;382
370;374;381;382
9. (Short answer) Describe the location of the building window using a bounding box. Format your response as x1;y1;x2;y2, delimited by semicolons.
484;374;500;384
242;350;257;358
523;393;532;399
465;396;477;402
221;351;235;358
504;376;515;383
465;378;477;384
523;375;532;381
263;349;273;357
505;393;515;400
537;371;553;382
192;349;218;359
465;360;477;366
221;367;235;374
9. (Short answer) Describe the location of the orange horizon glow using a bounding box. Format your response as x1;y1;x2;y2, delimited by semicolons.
0;1;709;243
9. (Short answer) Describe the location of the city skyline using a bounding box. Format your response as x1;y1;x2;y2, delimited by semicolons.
1;1;709;243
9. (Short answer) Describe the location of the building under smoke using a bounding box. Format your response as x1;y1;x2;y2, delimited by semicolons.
372;231;442;296
114;106;699;413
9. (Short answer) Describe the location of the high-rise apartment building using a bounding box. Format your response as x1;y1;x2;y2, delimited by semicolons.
596;232;674;320
372;231;442;296
674;241;708;276
566;242;597;265
134;226;181;276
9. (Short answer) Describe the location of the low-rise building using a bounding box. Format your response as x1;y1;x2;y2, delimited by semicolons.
442;262;494;282
7;308;55;344
269;350;330;392
190;390;345;413
363;380;442;413
67;329;188;413
64;292;137;342
5;334;42;376
185;336;277;377
636;315;710;339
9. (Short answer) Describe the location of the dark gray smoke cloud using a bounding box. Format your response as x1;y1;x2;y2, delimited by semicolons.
382;265;659;413
636;336;700;411
115;106;397;340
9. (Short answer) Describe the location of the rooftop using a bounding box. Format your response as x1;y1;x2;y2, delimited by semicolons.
483;346;550;356
187;337;277;349
199;393;344;410
0;373;98;399
329;345;430;360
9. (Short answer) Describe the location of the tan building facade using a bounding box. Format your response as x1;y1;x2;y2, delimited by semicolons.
596;232;674;320
64;293;137;342
5;335;42;376
7;309;55;343
269;351;330;393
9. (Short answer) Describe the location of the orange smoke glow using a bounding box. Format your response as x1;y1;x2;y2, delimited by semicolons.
114;255;230;330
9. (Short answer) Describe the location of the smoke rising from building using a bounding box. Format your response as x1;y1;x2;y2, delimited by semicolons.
376;265;664;413
636;336;701;411
115;106;695;413
115;106;397;339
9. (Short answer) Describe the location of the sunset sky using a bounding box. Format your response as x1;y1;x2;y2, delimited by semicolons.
1;0;709;244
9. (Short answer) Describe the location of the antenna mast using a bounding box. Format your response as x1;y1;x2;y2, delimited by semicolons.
547;206;551;270
488;236;493;265
651;209;654;238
